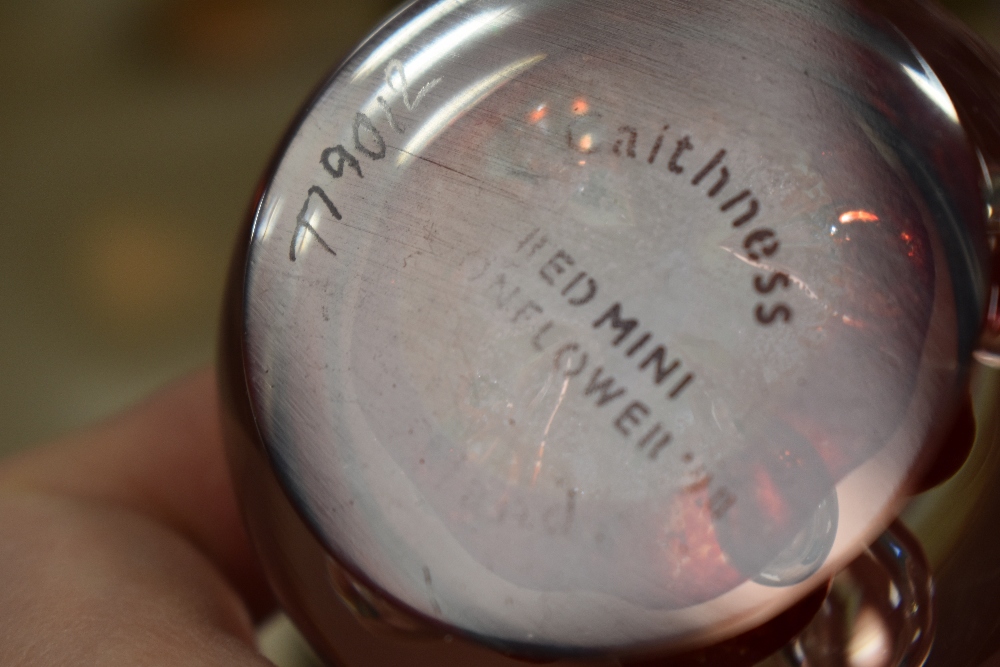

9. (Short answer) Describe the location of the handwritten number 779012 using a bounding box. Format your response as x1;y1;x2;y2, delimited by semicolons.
288;60;442;261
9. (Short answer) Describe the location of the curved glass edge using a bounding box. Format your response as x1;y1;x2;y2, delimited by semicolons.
223;0;1000;661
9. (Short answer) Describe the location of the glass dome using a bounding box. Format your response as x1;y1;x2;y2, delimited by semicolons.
227;0;990;658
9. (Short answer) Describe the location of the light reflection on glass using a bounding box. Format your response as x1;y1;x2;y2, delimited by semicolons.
360;7;520;118
839;210;880;224
527;103;548;124
901;52;959;123
253;196;284;243
847;607;892;667
351;0;480;82
887;581;901;610
398;54;546;165
289;206;325;260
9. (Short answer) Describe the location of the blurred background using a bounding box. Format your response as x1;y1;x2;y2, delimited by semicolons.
0;0;400;453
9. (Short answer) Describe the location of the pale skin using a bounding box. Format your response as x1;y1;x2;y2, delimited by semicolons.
0;370;277;666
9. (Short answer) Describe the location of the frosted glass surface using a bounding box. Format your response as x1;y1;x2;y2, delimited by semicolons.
242;0;984;651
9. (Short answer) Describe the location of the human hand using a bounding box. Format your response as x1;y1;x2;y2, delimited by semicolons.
0;369;277;666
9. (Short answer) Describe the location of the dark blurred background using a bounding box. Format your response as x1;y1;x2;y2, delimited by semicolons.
0;0;399;454
0;0;997;458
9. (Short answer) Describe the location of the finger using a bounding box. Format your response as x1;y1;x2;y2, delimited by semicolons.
0;491;273;666
0;369;274;617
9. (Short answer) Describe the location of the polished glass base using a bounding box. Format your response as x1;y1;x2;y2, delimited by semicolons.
221;0;1000;663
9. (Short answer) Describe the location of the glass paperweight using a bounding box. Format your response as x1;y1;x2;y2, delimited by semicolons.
219;0;1000;664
